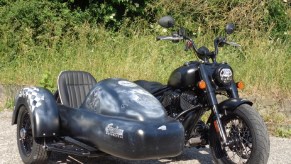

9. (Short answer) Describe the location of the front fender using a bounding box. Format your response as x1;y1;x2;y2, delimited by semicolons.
218;98;253;112
12;87;59;137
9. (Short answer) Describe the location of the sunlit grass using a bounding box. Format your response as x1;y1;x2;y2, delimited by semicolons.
1;24;290;99
1;23;290;136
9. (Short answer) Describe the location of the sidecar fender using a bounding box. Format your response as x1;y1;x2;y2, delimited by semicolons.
12;87;59;137
218;98;253;112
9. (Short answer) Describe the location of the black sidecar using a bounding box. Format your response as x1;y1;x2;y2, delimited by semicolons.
12;71;184;163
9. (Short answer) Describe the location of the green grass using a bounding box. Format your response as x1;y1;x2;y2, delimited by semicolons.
275;126;291;138
1;24;290;96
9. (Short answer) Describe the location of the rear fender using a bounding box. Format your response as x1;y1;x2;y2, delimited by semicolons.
12;87;59;137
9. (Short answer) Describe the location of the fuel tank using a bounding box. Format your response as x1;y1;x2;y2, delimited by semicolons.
58;78;184;160
168;61;200;88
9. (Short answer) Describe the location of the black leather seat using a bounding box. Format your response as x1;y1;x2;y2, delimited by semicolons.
134;80;168;95
58;71;97;108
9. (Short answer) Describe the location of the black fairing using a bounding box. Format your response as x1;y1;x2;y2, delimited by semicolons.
59;78;184;160
168;61;200;88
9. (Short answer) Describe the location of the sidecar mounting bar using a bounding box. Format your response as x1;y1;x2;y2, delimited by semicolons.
175;105;202;120
45;137;105;157
63;136;97;152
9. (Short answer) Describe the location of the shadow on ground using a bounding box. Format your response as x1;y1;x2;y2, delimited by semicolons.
48;147;213;164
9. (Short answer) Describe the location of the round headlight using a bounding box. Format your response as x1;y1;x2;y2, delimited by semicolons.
215;66;233;85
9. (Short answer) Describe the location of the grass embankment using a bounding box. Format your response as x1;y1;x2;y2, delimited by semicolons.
1;25;290;95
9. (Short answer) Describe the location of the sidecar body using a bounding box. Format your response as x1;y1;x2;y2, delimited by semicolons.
12;71;184;161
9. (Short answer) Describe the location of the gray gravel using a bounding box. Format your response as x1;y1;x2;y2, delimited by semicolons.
0;110;290;164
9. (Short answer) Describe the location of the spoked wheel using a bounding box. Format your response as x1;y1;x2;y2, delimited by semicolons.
18;108;33;156
17;106;50;164
209;104;270;164
223;116;252;163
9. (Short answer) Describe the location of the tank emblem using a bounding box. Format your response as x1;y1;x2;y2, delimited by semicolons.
105;123;124;139
118;81;138;87
158;125;167;131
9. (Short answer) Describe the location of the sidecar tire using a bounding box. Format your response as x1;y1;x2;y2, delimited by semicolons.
17;106;50;164
209;104;270;164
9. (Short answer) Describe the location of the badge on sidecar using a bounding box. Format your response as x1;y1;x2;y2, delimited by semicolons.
118;81;137;87
105;123;124;139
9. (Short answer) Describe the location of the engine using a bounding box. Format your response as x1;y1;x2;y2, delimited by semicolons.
160;89;208;147
160;90;198;118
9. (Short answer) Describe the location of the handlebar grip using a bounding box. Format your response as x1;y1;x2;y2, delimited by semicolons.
156;36;163;41
156;36;172;41
156;36;183;41
226;41;241;47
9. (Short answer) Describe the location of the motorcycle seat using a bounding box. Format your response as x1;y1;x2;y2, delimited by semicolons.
134;80;168;95
57;71;97;108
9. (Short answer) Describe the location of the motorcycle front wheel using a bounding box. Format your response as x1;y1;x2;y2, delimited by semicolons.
209;104;270;164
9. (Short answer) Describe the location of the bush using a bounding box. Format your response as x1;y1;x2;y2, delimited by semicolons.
265;0;290;40
0;0;86;68
63;0;153;28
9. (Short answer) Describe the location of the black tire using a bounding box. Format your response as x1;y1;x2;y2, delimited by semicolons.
209;104;270;164
17;106;50;164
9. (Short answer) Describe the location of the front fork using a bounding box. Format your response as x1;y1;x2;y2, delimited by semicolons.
199;64;239;146
211;105;228;145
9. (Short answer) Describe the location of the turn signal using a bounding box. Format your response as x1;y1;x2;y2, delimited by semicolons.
236;81;244;90
198;80;206;90
213;120;220;134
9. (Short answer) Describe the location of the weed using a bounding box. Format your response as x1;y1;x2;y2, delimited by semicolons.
39;72;56;92
275;127;291;138
4;98;14;110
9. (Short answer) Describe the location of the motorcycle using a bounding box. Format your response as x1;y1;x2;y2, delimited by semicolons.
12;16;270;164
135;16;270;164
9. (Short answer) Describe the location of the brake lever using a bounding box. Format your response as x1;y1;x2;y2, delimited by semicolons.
225;41;241;47
184;40;193;51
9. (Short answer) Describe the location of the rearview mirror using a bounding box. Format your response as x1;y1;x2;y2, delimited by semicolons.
225;23;235;34
158;16;175;28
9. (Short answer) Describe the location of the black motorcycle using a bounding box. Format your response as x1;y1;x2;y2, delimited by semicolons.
135;16;270;163
13;16;270;164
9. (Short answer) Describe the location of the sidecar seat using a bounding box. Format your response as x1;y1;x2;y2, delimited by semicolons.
57;71;97;108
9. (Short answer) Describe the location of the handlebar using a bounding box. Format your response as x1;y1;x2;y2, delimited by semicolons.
213;37;241;57
157;32;240;63
156;36;184;41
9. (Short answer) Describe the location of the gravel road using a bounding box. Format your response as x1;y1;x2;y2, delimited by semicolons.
0;110;290;164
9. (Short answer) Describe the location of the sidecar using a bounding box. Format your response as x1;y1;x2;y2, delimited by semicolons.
12;71;184;163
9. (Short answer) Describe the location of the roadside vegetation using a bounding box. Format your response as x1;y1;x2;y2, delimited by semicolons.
0;0;290;137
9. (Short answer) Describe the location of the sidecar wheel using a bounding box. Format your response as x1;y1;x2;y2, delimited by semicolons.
209;104;270;164
17;106;50;164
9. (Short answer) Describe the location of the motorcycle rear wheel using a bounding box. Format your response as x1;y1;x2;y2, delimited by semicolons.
209;104;270;164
